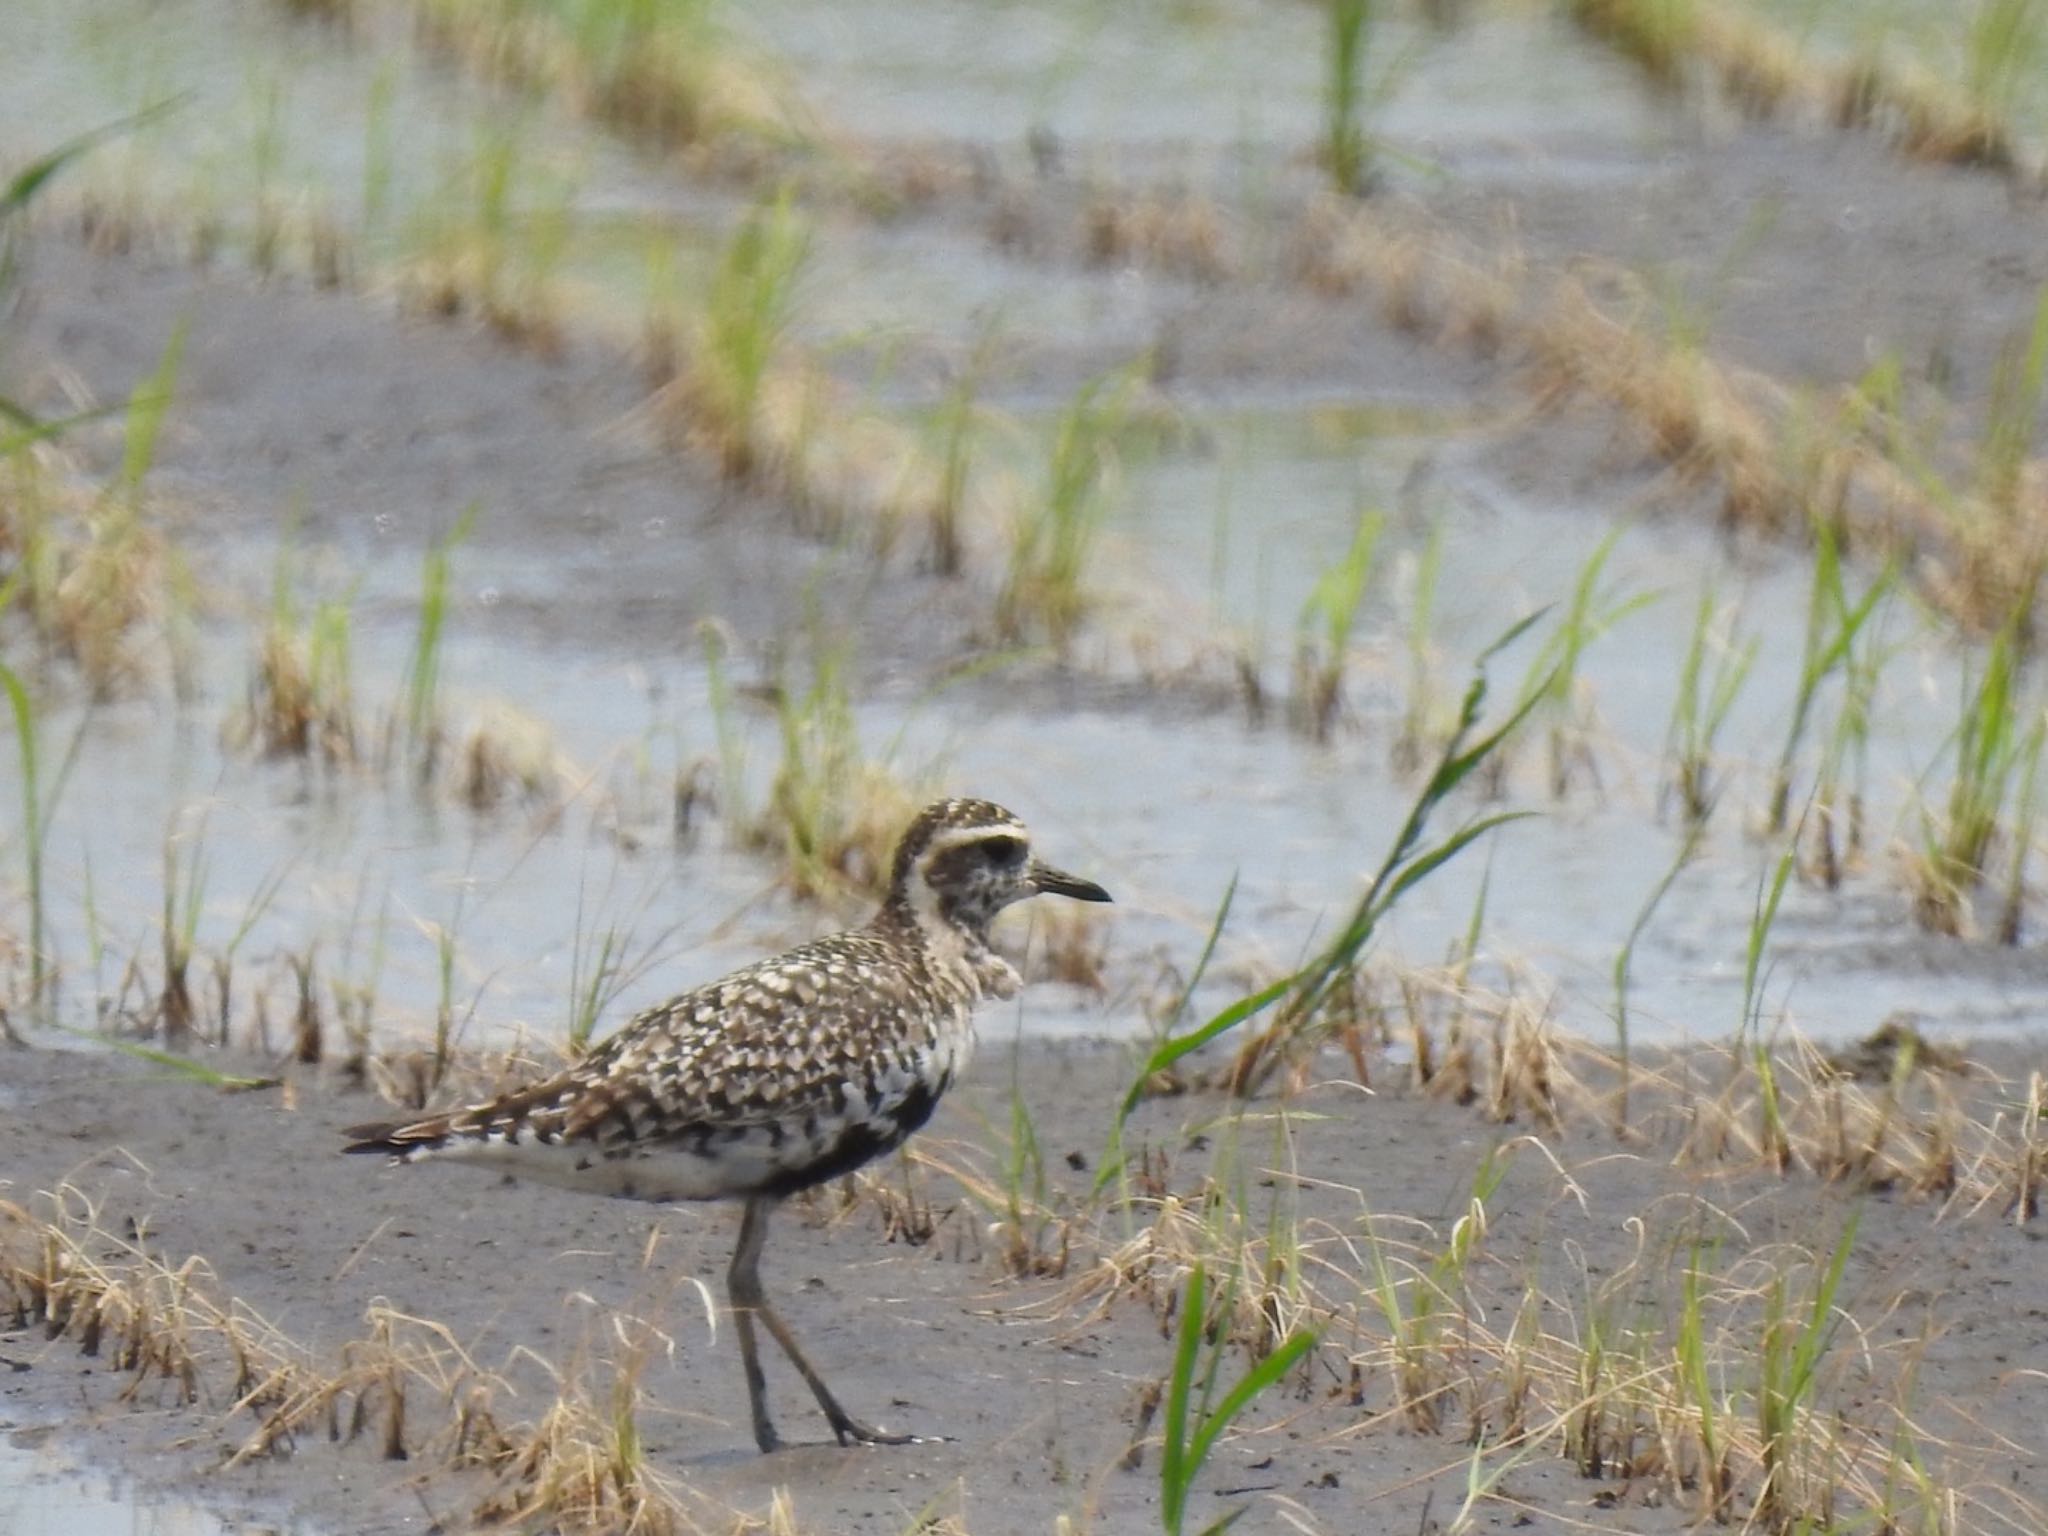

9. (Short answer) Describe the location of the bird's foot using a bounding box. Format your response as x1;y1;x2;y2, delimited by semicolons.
831;1414;938;1447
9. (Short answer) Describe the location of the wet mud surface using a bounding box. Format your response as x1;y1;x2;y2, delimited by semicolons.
6;1039;2048;1535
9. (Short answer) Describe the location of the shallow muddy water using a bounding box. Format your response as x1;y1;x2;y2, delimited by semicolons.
740;0;1672;164
5;417;2029;1070
5;0;2041;1075
0;1430;254;1536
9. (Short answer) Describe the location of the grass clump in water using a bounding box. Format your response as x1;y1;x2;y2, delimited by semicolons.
1324;0;1378;194
412;0;798;155
404;120;573;351
1289;504;1382;743
247;534;358;764
660;192;810;486
997;365;1143;653
704;616;921;904
1910;611;2045;938
1662;581;1755;830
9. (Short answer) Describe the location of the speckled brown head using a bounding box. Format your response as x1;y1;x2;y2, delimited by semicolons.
884;797;1111;941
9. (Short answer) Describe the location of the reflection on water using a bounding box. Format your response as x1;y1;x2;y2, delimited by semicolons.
0;1431;263;1536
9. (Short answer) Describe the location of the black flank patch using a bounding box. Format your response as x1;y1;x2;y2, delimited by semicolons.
759;1078;944;1197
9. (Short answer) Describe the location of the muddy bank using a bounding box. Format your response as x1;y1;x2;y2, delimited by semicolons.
5;1033;2048;1534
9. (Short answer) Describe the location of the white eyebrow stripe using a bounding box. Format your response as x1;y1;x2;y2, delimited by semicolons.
920;824;1028;858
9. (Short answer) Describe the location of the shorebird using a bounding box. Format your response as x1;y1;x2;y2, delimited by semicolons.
344;797;1111;1452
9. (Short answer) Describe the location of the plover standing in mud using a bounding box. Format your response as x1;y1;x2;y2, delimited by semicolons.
345;797;1111;1452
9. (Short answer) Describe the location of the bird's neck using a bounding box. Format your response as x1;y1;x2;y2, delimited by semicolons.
875;890;1017;1002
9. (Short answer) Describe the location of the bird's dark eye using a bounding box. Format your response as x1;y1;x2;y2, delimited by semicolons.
981;835;1026;866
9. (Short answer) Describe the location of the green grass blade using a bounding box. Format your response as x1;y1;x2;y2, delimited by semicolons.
1184;1325;1317;1474
1161;1261;1205;1533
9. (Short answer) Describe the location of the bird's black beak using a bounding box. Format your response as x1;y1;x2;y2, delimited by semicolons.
1030;861;1112;903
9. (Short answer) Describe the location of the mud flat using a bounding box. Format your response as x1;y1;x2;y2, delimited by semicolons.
6;1028;2048;1536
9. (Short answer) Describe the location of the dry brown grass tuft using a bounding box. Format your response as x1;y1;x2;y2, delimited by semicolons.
0;1175;785;1533
1082;189;1233;284
458;700;566;813
0;443;169;697
1573;0;2026;174
407;0;800;157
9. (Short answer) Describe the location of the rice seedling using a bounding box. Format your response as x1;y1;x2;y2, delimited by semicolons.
401;503;476;781
1096;877;1238;1197
1361;1147;1507;1434
1963;0;2048;126
997;364;1143;652
1673;1242;1733;1520
1157;1260;1316;1536
1997;712;2047;944
155;816;211;1044
1;110;175;297
1568;0;1703;89
458;701;562;811
1080;190;1232;284
964;1040;1070;1279
1910;613;2042;937
1662;583;1756;830
405;118;572;350
1975;280;2048;522
668;190;809;484
0;645;49;1009
1611;823;1704;1134
1739;837;1796;1052
21;320;187;697
1324;0;1377;194
420;887;469;1089
1118;614;1549;1100
250;533;358;763
1289;504;1383;743
564;880;666;1057
925;343;992;578
243;74;289;275
362;64;396;240
705;612;921;903
411;0;796;157
1392;518;1449;775
1575;0;2022;171
1520;526;1655;799
1766;517;1893;837
1754;1213;1859;1530
1807;585;1894;889
330;882;391;1064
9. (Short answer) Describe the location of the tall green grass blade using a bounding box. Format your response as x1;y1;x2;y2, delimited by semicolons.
1740;837;1797;1047
56;1025;277;1090
1325;0;1374;193
0;101;188;219
1158;1260;1316;1535
0;657;46;1003
1611;823;1702;1130
1096;874;1238;1195
405;501;478;757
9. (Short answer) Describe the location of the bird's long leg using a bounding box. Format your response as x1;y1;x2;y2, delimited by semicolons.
727;1195;915;1450
728;1197;782;1452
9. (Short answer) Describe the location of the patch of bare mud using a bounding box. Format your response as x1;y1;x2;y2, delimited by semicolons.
4;1037;2047;1535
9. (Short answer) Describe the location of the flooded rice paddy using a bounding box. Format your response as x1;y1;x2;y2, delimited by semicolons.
6;0;2048;1532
